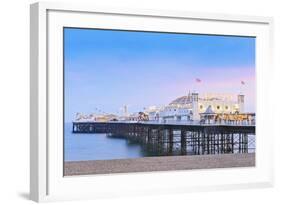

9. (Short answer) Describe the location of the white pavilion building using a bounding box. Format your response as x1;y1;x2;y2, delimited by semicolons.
145;92;245;123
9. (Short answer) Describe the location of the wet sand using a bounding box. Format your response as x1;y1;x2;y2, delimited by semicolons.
64;153;255;176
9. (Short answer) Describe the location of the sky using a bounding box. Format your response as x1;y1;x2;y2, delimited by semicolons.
64;28;255;122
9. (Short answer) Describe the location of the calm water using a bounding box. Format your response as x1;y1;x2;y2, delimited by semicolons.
64;123;144;161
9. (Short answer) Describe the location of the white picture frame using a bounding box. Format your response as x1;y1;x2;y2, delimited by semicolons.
30;2;274;202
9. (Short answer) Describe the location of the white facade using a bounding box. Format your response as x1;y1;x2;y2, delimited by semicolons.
159;106;192;122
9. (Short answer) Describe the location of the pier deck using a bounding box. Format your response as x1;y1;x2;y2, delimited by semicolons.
72;122;255;155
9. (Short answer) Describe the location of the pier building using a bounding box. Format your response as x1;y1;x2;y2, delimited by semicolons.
145;92;252;124
75;92;254;125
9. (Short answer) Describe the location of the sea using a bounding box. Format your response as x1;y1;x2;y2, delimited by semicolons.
64;123;144;161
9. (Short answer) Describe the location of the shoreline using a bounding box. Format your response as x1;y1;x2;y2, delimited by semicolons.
64;153;255;176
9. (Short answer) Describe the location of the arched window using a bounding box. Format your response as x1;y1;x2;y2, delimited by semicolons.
217;105;220;110
225;106;229;110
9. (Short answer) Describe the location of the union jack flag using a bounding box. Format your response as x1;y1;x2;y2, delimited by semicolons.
195;78;202;83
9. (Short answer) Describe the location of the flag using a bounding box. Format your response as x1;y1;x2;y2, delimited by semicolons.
195;78;201;83
241;80;245;85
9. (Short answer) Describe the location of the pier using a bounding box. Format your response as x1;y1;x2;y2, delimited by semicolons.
72;122;255;156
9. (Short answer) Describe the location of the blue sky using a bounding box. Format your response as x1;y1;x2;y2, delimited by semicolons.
64;28;255;122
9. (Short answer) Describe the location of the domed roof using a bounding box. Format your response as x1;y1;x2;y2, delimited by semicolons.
169;94;191;105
